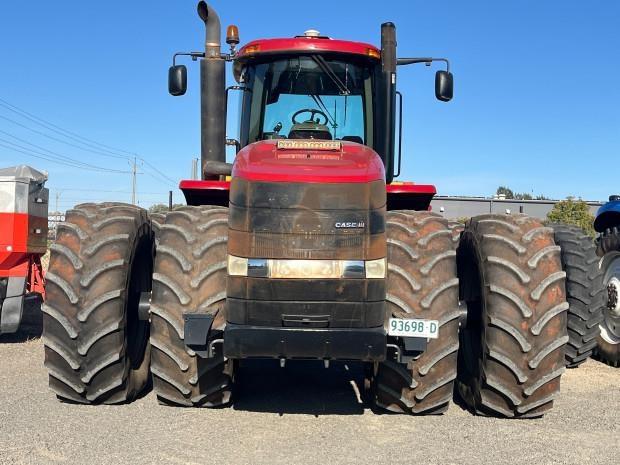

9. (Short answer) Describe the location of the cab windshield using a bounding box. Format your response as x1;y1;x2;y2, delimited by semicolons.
242;56;374;145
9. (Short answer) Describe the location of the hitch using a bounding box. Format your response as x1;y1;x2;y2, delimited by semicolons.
387;336;427;364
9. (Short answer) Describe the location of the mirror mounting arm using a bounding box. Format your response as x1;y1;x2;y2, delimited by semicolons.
172;51;206;66
172;52;237;66
173;51;236;65
397;57;450;72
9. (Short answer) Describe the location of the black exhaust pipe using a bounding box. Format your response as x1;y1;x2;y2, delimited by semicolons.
380;22;397;184
197;1;226;180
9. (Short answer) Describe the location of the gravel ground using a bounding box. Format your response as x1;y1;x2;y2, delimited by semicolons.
0;301;618;465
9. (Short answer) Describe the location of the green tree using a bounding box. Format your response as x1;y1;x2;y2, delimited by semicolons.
547;198;595;237
148;203;183;213
497;186;549;201
496;186;515;199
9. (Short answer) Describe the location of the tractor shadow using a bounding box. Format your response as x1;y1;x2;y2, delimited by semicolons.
0;295;43;343
233;359;368;416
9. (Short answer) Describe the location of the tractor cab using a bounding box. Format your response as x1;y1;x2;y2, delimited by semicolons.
168;19;453;193
233;34;379;148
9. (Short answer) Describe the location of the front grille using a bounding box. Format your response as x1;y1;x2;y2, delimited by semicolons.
253;232;364;259
227;229;385;260
227;179;387;260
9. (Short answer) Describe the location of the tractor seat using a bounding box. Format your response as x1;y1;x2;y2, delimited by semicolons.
341;136;363;145
288;121;332;140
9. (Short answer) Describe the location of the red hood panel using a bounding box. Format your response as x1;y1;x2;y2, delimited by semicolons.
232;140;385;183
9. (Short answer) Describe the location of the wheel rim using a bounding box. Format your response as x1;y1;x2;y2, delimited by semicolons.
125;231;153;368
600;253;620;345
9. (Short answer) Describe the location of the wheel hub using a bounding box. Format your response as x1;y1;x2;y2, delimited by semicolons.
600;255;620;344
608;277;620;317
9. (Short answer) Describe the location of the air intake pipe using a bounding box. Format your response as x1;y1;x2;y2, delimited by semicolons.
197;1;226;180
380;22;397;185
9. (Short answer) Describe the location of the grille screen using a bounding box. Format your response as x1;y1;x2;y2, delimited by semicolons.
253;233;364;259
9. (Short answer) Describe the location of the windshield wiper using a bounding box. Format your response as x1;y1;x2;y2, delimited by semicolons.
311;56;351;96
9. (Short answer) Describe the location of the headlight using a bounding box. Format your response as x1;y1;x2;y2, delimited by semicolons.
227;255;248;276
365;258;386;279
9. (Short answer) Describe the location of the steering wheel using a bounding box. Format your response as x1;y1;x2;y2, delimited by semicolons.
292;109;329;125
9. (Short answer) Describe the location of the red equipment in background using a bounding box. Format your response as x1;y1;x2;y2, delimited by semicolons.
0;165;48;335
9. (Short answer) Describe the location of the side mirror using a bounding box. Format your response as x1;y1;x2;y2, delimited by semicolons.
168;65;187;96
435;70;453;102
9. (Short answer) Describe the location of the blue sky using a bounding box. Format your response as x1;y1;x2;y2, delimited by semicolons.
0;0;618;210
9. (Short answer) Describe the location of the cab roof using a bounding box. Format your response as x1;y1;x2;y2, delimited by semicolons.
236;36;381;61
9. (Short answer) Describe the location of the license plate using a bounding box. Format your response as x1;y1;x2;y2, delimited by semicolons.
388;318;439;339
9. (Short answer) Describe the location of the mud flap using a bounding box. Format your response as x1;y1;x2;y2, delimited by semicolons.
0;276;27;334
184;313;215;358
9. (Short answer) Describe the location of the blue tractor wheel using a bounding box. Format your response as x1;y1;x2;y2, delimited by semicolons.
594;196;620;367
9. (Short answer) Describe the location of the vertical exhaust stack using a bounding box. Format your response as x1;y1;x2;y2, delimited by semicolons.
380;22;397;184
197;1;226;180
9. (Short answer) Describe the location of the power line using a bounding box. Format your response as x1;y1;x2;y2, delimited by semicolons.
138;157;178;184
0;96;181;184
0;130;129;172
0;142;82;169
0;140;130;174
0;137;130;173
0;114;133;160
0;97;134;158
142;170;177;187
144;170;172;185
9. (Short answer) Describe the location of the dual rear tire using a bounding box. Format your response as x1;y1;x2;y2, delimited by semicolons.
550;224;605;367
43;204;571;417
456;215;569;417
43;203;153;404
376;213;569;418
43;203;232;405
373;211;461;414
149;206;233;406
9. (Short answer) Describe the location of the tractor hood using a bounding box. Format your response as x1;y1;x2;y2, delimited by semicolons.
594;198;620;233
231;140;385;184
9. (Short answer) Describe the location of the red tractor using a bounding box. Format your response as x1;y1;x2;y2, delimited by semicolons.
43;2;569;417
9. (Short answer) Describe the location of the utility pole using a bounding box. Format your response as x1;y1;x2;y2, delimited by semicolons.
55;191;60;214
191;157;199;180
131;156;137;205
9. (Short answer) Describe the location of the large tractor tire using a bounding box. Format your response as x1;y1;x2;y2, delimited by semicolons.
447;219;465;244
150;213;166;245
43;203;154;404
550;224;604;367
456;215;569;418
149;205;233;406
594;228;620;367
373;211;461;414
